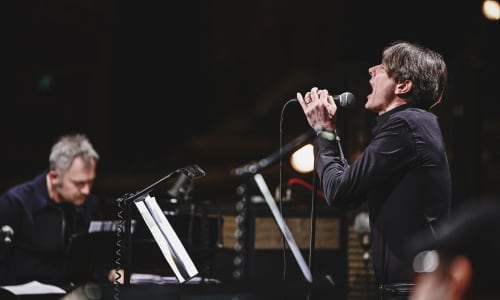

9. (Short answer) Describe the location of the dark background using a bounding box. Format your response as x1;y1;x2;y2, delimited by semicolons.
3;0;500;212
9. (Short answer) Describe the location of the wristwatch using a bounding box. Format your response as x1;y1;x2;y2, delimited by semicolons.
317;129;337;141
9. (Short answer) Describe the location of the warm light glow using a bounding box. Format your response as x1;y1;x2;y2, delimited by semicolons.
483;0;500;20
290;144;314;173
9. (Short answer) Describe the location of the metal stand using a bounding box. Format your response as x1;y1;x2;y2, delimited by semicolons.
114;165;205;285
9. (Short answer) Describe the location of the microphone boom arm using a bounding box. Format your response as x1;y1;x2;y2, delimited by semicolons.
120;164;206;206
231;128;316;177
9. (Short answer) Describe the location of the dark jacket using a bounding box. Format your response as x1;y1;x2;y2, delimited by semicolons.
314;104;451;284
0;171;102;285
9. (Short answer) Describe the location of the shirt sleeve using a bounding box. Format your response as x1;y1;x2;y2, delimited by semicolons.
314;116;417;208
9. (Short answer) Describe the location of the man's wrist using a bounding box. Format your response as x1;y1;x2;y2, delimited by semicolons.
316;128;337;141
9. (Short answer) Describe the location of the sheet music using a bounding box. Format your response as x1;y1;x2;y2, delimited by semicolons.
134;195;198;283
1;281;66;295
253;173;313;283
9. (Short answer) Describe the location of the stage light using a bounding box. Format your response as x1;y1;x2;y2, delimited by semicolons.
353;211;371;261
482;0;500;20
290;144;314;173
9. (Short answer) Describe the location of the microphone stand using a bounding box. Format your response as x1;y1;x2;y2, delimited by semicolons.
120;164;205;207
231;129;316;177
115;164;205;285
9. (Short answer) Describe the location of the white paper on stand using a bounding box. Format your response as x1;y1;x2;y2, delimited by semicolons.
134;195;198;283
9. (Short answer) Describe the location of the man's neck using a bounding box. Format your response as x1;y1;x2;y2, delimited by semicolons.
45;173;62;204
378;99;407;115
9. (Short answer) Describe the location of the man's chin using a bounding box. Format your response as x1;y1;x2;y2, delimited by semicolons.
73;198;86;206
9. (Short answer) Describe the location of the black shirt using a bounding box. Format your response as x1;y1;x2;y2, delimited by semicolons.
314;104;451;284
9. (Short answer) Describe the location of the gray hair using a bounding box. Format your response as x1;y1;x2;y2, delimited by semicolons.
49;133;99;176
382;41;448;110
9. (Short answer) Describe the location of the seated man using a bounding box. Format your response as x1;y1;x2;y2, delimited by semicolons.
0;133;114;285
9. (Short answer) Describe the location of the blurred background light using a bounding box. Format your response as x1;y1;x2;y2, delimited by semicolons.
290;144;314;173
482;0;500;20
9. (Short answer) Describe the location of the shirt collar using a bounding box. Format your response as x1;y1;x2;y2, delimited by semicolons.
32;170;58;211
375;103;413;125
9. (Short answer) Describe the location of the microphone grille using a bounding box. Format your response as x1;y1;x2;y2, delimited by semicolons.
339;92;356;108
181;164;206;179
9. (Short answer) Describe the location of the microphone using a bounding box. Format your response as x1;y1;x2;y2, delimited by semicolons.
331;91;356;108
294;91;356;108
1;225;14;245
167;173;193;201
121;164;206;206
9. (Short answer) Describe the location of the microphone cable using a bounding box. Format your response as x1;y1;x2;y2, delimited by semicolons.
113;196;126;300
113;192;134;300
278;98;300;281
279;97;322;285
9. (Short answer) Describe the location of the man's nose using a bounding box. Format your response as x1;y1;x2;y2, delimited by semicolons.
80;183;91;195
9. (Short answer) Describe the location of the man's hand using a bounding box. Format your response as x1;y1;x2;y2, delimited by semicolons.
296;87;337;132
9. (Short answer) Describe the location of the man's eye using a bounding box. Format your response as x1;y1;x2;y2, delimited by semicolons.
73;181;87;187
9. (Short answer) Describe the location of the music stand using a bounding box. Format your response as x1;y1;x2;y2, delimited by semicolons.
117;164;206;285
133;195;198;283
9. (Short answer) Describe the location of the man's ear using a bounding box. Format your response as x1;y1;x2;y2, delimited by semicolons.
395;80;413;96
48;169;59;185
448;255;472;300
